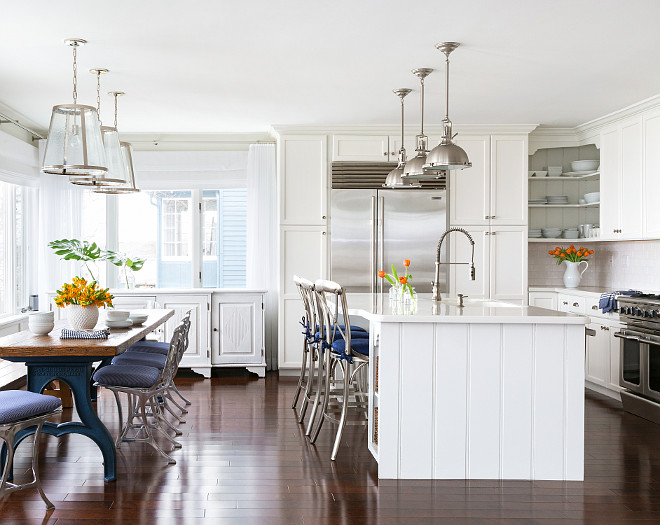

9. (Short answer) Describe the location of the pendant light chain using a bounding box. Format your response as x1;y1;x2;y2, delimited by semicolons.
114;93;118;129
72;44;78;104
96;71;102;125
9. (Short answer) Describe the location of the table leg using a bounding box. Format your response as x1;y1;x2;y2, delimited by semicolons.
15;362;117;482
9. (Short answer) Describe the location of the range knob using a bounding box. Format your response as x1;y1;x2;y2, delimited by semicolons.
653;310;660;318
620;306;626;314
626;307;635;315
645;310;651;318
635;308;644;316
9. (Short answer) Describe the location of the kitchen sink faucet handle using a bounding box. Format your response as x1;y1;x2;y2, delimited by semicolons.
457;294;468;307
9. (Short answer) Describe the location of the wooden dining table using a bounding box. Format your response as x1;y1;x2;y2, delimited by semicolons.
0;308;174;482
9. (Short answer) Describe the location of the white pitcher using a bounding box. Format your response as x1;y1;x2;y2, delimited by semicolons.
563;260;588;288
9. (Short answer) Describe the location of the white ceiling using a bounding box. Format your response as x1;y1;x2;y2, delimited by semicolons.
3;0;660;134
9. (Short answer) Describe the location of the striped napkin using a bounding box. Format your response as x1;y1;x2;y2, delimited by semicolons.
60;328;110;340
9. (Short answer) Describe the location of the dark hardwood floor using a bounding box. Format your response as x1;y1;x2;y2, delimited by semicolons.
2;372;660;524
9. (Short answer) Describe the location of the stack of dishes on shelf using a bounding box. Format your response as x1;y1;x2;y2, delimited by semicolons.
546;195;569;205
529;229;542;238
562;228;580;239
529;198;547;205
583;191;600;204
564;160;600;177
541;227;562;238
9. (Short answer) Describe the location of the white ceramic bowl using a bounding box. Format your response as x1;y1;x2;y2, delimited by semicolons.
106;309;130;322
571;160;599;172
535;170;548;177
28;321;54;335
579;199;586;205
547;166;563;176
29;311;54;318
128;314;148;325
583;192;600;203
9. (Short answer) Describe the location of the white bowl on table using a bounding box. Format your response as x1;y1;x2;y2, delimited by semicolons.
106;309;130;322
28;314;55;335
571;160;599;172
583;192;600;203
128;313;148;326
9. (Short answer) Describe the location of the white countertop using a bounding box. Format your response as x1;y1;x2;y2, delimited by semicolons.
346;293;588;324
529;286;607;296
51;288;268;295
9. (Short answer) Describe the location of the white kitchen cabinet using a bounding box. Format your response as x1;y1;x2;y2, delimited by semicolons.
389;135;442;162
450;136;490;226
490;135;528;226
528;291;558;310
449;226;527;303
643;109;660;238
157;293;210;372
599;118;643;240
557;293;571;312
109;295;158;310
586;321;609;387
211;293;265;376
279;135;327;226
332;135;390;162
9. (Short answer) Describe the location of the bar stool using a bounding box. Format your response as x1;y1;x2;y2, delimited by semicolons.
291;276;317;424
0;391;62;509
309;279;370;461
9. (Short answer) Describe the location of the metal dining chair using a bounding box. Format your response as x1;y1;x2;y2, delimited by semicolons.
0;391;62;509
309;279;370;461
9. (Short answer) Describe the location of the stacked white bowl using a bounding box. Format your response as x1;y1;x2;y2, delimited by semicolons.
28;311;55;335
541;227;562;238
562;228;580;239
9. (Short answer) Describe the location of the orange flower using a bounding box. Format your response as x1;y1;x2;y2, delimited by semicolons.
570;245;575;249
548;250;554;255
399;276;408;284
403;259;410;267
378;270;386;278
577;251;583;257
559;253;566;258
589;249;594;254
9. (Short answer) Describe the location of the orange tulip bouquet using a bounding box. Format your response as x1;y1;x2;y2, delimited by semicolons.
378;259;415;301
54;277;114;308
548;245;594;264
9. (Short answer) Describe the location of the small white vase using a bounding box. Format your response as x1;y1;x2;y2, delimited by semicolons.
562;260;588;289
66;305;100;331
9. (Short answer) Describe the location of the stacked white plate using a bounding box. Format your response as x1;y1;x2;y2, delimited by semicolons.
541;227;562;238
28;311;55;335
563;170;599;177
528;229;542;238
562;228;580;239
546;195;569;205
529;198;547;205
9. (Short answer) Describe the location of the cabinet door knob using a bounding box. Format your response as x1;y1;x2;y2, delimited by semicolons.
491;216;496;219
491;232;497;235
213;328;218;332
322;215;326;219
322;231;326;235
563;301;568;305
485;216;489;220
383;152;388;156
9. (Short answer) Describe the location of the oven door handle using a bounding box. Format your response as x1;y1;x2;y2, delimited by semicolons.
614;332;641;342
585;328;596;337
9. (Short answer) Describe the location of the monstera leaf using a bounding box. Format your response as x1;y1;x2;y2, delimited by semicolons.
48;239;103;262
105;250;146;272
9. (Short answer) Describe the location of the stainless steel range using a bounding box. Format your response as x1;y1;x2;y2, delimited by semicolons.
615;293;660;423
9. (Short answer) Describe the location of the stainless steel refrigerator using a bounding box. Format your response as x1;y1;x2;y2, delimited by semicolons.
330;188;448;295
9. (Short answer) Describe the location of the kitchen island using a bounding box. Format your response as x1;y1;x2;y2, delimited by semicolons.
347;294;588;481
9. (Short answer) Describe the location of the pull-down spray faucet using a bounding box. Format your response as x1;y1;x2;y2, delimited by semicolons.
432;227;476;302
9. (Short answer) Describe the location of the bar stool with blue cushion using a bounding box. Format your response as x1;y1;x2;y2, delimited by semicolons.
0;391;62;509
309;279;370;461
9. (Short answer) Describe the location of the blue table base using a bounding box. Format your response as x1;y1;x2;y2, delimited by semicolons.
2;356;117;482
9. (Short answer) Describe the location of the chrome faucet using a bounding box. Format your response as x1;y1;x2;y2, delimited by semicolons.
432;227;476;302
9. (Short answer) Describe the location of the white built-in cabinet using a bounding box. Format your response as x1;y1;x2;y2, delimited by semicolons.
597;106;660;241
278;135;328;369
332;135;444;162
449;134;528;303
47;290;265;377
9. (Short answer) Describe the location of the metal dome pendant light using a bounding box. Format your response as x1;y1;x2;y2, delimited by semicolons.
42;39;108;177
401;68;433;179
425;42;472;171
94;93;140;194
383;88;420;189
70;70;125;187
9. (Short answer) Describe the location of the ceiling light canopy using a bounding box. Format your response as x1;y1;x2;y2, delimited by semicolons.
42;39;108;177
425;42;472;172
383;88;420;189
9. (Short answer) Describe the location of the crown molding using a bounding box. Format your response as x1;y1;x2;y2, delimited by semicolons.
270;123;538;137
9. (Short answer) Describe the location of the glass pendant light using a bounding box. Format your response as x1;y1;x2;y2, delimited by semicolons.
401;68;433;179
42;39;107;177
383;88;420;189
425;42;472;171
94;94;140;194
70;70;125;187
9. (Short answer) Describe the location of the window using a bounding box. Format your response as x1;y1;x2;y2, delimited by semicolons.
85;188;248;289
0;182;32;317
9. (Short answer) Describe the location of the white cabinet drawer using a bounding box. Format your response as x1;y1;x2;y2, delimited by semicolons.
567;296;586;314
557;294;571;312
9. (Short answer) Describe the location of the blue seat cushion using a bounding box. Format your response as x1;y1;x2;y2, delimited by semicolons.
112;352;167;370
315;329;369;341
0;391;62;425
94;364;160;389
330;337;370;357
126;340;169;355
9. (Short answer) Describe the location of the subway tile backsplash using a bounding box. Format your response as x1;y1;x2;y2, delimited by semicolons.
529;239;660;291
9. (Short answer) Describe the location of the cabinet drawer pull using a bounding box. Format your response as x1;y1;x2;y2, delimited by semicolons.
572;302;580;307
383;152;388;156
592;305;598;310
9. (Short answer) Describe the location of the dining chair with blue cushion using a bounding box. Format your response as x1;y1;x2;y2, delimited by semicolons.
0;390;62;509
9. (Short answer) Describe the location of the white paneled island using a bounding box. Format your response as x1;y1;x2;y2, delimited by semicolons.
348;295;588;481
